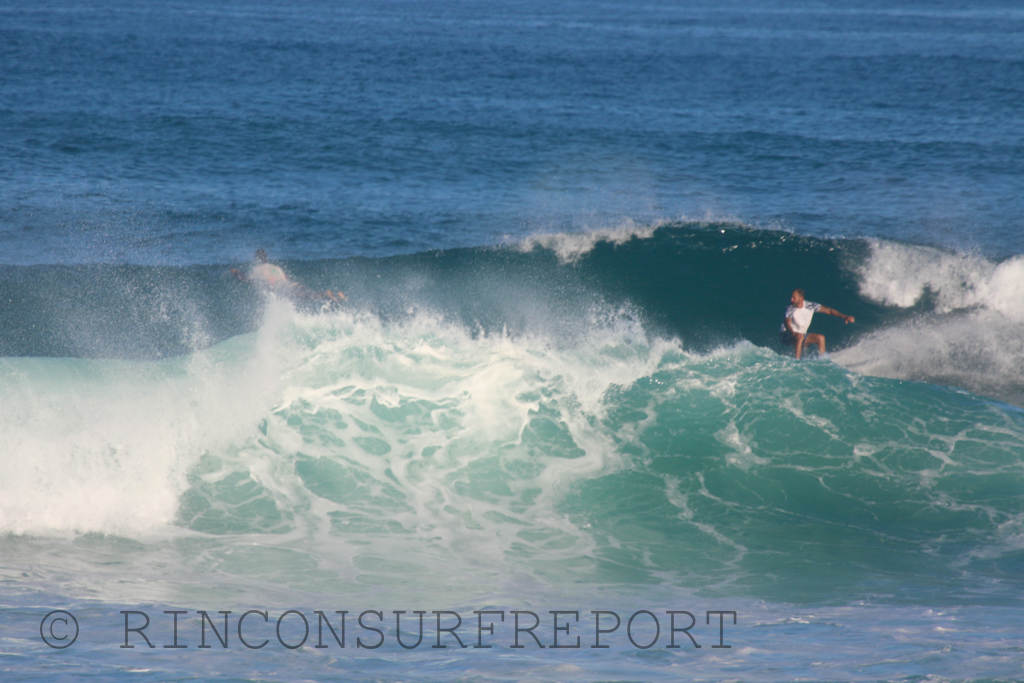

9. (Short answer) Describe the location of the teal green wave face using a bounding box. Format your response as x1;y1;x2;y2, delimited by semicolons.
165;309;1024;606
567;348;1024;603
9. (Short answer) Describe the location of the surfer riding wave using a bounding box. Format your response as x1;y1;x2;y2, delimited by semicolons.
780;288;854;359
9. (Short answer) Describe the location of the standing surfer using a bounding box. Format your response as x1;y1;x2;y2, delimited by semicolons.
780;289;853;359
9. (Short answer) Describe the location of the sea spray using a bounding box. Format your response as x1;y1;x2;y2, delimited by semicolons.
835;240;1024;405
0;303;287;535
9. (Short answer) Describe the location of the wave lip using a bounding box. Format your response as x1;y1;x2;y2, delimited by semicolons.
856;239;1024;320
513;218;666;264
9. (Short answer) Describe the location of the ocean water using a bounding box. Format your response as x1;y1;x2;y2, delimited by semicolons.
2;1;1024;681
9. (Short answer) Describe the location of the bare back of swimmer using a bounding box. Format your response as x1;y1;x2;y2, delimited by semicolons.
231;249;345;302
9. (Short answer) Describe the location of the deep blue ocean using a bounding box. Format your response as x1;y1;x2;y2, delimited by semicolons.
3;1;1024;681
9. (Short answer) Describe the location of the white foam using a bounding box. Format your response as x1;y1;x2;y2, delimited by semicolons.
0;296;691;596
856;240;1024;320
273;305;720;586
0;300;289;535
715;421;770;470
512;217;664;263
836;240;1024;405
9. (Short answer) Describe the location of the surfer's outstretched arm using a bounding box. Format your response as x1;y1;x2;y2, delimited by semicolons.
819;306;854;324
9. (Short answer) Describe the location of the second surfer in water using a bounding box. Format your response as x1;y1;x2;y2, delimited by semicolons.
231;249;345;302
